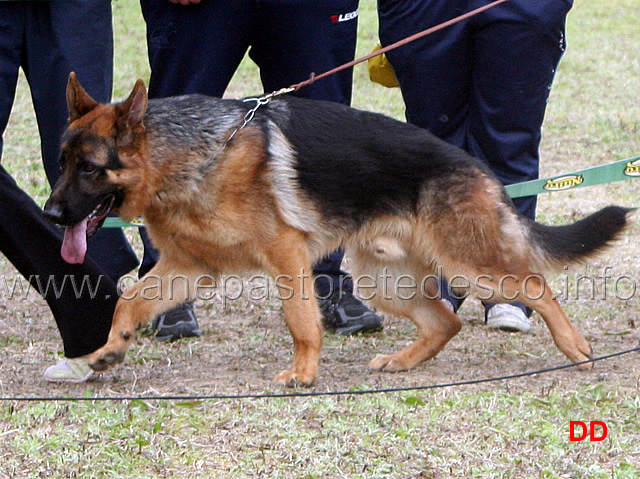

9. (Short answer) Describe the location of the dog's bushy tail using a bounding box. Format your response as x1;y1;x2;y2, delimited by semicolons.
527;206;635;271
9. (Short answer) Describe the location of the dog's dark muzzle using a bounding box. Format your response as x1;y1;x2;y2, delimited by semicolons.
43;199;67;225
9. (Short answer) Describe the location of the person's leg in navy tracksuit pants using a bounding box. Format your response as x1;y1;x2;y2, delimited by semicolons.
0;1;139;283
0;166;117;359
379;0;572;319
0;2;133;364
140;1;358;293
140;0;358;294
140;0;381;334
250;1;359;298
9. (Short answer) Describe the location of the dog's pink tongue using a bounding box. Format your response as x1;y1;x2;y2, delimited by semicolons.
61;220;88;264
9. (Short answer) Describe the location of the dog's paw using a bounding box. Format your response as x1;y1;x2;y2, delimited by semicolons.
88;349;126;372
575;342;594;371
274;369;316;387
368;354;409;372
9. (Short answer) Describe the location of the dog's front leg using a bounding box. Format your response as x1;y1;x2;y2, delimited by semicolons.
264;228;323;387
88;260;204;372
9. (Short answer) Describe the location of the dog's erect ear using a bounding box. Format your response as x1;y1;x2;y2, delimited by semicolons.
67;72;99;123
116;79;148;132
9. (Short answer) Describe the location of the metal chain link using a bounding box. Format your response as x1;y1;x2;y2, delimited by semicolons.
200;87;296;173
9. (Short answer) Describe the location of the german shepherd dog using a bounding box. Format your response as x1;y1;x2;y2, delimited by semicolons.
44;73;631;386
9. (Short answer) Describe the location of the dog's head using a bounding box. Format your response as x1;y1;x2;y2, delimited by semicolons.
43;73;148;264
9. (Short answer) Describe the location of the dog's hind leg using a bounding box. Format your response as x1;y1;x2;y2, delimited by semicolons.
369;298;462;372
349;242;462;372
500;273;593;369
263;227;323;387
88;259;205;372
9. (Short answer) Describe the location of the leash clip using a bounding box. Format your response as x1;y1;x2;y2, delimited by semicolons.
241;86;295;126
200;87;295;173
231;87;296;141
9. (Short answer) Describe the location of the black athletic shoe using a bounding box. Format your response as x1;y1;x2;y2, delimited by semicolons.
151;302;202;342
319;290;383;335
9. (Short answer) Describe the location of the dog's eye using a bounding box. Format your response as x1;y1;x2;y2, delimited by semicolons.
81;163;97;174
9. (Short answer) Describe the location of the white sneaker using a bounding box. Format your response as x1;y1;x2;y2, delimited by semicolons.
44;357;94;383
486;304;532;333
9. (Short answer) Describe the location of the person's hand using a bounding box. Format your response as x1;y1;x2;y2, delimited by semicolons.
169;0;201;5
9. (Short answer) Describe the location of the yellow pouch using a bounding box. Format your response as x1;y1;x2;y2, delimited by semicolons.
368;43;400;88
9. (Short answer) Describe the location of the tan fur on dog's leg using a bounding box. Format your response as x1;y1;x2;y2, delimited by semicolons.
369;299;462;372
502;274;593;369
264;228;323;386
88;260;205;371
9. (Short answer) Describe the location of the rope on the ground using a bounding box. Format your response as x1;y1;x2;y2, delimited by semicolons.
2;344;638;402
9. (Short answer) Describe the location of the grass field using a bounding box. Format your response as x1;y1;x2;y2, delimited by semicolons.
1;1;639;478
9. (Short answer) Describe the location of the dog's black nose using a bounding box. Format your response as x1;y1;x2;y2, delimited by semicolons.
43;201;64;224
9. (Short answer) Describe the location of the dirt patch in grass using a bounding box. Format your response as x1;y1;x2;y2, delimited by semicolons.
1;231;638;401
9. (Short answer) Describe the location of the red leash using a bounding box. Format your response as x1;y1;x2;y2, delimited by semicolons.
290;0;511;92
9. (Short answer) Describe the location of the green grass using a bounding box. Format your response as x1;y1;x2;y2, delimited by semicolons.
1;0;639;477
2;388;639;478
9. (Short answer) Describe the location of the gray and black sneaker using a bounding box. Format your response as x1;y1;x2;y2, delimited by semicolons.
151;302;202;342
319;290;383;335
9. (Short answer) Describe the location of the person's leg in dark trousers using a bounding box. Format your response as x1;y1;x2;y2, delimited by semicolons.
0;166;117;358
379;0;571;330
379;0;480;313
140;0;381;334
252;0;359;300
466;1;573;220
17;1;139;282
251;0;381;334
0;3;120;381
141;0;255;99
466;2;571;327
139;0;256;280
139;0;261;339
379;0;472;148
140;1;350;290
138;0;255;276
0;5;22;154
251;1;358;105
462;2;571;328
